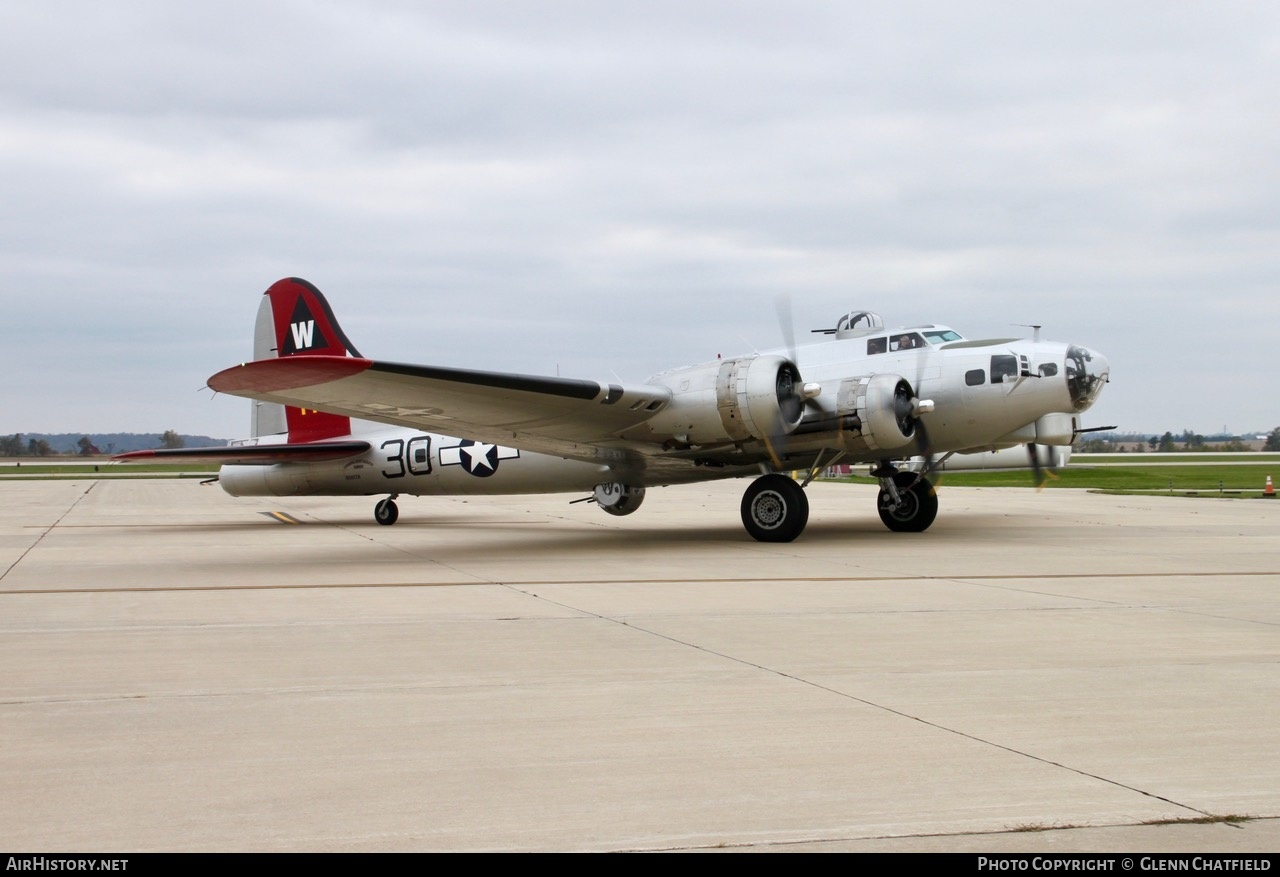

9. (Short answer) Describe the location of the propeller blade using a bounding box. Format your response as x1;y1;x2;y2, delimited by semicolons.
1027;442;1045;488
915;417;937;477
763;361;813;473
775;293;797;365
896;379;938;480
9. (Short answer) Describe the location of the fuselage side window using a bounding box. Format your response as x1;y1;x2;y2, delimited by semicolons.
867;337;887;355
990;355;1018;384
965;369;985;387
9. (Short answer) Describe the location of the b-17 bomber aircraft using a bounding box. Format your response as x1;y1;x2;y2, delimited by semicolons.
117;278;1110;542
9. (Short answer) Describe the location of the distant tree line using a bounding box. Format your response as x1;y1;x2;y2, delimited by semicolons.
1;430;190;457
0;435;56;457
1076;426;1280;453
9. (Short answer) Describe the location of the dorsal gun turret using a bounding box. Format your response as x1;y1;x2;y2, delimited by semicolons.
812;310;885;340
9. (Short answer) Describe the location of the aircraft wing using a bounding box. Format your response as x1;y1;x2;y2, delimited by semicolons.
208;356;677;468
113;440;371;465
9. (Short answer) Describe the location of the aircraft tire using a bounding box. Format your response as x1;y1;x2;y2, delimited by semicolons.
741;474;809;543
374;498;399;526
877;473;938;532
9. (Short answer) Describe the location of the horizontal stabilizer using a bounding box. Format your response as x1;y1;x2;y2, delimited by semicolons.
112;440;370;466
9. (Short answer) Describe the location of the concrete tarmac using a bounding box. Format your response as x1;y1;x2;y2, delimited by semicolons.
2;478;1278;852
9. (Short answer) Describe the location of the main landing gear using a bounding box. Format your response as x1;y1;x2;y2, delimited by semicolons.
739;465;939;543
741;474;809;543
874;468;938;533
374;495;399;526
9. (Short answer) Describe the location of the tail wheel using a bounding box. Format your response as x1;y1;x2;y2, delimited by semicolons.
741;474;809;543
374;498;399;526
877;473;938;533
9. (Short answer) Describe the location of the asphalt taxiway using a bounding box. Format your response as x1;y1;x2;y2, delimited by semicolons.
2;478;1278;852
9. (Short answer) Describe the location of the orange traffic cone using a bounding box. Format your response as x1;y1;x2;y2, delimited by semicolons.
1266;475;1275;498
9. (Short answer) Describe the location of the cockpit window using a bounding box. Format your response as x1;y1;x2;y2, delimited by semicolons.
867;337;887;355
891;333;923;351
923;330;962;344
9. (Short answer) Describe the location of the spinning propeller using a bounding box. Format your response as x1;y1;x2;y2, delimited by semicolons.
894;379;937;477
1024;423;1116;488
751;295;822;470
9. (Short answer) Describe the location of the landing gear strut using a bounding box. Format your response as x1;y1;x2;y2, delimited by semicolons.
741;474;809;543
875;470;938;533
374;495;399;526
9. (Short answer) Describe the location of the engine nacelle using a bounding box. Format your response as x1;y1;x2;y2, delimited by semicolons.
632;354;805;447
834;373;917;453
991;413;1077;448
1034;412;1077;446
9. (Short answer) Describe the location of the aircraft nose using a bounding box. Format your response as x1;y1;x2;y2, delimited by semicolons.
1065;345;1109;411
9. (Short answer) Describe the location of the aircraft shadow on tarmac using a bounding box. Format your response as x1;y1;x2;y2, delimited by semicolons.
138;504;1023;569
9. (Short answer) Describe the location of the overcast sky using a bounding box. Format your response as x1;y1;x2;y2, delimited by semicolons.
3;1;1278;440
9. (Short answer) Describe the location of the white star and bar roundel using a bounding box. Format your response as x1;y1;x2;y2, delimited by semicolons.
438;439;520;477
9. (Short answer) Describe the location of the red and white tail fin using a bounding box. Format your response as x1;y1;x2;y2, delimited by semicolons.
250;278;362;442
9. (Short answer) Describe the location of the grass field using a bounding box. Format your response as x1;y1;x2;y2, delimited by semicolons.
838;458;1280;494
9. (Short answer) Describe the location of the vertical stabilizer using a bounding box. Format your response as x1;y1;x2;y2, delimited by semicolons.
251;278;363;443
250;294;287;438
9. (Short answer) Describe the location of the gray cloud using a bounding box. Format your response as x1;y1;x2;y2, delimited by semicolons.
2;1;1278;437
